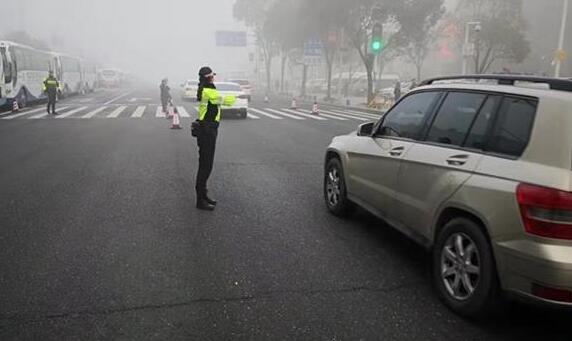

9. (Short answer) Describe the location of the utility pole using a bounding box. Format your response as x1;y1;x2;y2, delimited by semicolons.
555;0;569;77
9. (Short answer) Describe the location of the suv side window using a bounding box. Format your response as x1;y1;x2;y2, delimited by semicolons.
487;97;537;157
464;95;502;150
377;91;441;140
426;92;486;146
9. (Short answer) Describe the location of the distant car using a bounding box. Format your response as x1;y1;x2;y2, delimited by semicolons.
216;82;249;119
182;80;199;101
325;74;572;317
98;69;121;88
228;79;253;101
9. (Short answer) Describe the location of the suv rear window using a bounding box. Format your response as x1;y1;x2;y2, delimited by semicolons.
487;97;537;157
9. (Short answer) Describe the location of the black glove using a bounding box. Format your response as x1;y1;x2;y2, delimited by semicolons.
191;120;200;137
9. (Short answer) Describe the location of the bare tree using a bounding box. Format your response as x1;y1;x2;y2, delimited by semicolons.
456;0;530;73
394;0;445;81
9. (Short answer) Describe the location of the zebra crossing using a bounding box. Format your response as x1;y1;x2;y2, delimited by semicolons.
1;105;382;122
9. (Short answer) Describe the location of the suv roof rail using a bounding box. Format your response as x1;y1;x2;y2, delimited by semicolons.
420;74;572;92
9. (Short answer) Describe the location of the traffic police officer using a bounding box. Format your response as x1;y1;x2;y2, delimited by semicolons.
194;66;235;211
43;71;59;115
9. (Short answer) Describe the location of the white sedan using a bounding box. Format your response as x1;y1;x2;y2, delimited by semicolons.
181;80;199;101
216;82;249;119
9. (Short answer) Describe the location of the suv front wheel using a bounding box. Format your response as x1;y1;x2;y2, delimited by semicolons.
432;217;501;317
324;157;354;217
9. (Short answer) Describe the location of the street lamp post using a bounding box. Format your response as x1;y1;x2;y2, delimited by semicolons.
462;21;482;75
555;0;569;77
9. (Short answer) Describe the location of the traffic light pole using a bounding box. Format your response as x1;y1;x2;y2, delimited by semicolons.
555;0;569;77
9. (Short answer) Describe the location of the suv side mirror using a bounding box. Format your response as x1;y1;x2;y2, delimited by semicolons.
357;122;375;136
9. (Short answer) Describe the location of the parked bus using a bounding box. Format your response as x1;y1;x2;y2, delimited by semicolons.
53;53;82;97
0;40;53;108
81;59;98;93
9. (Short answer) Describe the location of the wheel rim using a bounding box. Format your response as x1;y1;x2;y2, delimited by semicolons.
440;232;481;301
326;166;341;207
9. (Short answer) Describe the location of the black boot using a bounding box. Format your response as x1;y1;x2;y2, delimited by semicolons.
196;198;215;211
205;196;217;205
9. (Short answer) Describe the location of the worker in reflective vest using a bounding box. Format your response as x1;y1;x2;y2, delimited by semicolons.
43;71;59;115
194;66;235;211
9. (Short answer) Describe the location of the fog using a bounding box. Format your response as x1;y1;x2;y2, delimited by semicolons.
2;0;571;94
1;0;250;84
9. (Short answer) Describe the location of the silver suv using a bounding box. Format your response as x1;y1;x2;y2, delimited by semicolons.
324;75;572;317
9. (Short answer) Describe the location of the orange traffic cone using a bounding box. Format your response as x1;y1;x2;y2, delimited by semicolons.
311;101;319;115
12;100;19;113
170;108;182;129
290;98;297;110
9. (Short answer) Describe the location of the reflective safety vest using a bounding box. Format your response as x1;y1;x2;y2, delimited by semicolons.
43;77;59;92
198;87;236;122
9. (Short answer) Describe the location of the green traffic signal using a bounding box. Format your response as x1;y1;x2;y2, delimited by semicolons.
371;23;385;54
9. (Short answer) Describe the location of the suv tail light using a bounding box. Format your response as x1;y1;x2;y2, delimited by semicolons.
517;183;572;240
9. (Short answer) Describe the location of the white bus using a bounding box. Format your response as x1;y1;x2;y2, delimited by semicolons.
53;53;82;97
81;59;98;93
0;40;53;108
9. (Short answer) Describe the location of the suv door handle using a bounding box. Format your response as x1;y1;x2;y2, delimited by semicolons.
389;146;405;157
446;154;469;166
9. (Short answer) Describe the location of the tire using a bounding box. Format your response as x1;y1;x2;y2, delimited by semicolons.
432;218;502;318
324;157;355;217
240;109;247;119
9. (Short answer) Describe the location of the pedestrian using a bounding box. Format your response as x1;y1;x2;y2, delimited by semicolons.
394;80;402;102
160;78;171;114
193;66;235;211
43;71;59;115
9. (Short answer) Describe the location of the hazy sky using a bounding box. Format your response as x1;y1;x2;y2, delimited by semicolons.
1;0;251;83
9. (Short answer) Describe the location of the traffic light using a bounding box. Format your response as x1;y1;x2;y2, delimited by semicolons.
371;23;385;54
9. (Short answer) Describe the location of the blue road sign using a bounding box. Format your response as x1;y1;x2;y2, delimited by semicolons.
216;31;247;47
304;39;323;57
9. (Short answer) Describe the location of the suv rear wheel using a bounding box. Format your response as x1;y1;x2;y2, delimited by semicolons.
324;157;354;217
432;218;501;317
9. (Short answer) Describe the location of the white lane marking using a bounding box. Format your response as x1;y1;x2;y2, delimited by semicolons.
104;92;131;105
318;109;370;121
249;108;283;119
56;106;89;119
29;106;70;119
299;109;348;121
327;108;381;119
281;108;328;121
156;106;166;118
131;106;146;118
77;97;94;103
177;106;190;117
107;106;127;118
264;108;305;120
81;106;108;119
3;107;47;120
247;113;260;119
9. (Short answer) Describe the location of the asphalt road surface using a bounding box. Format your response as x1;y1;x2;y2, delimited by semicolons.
0;87;570;340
